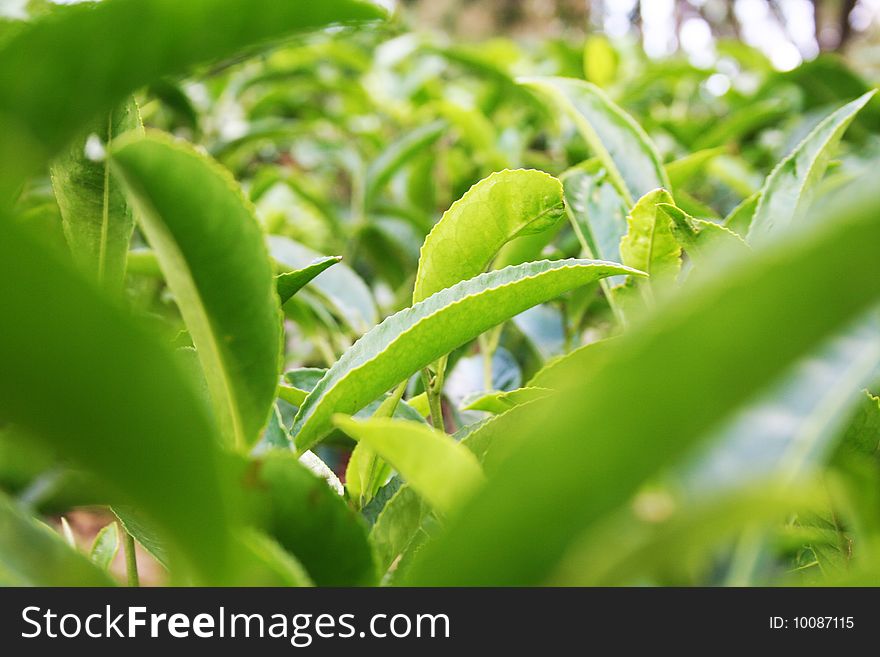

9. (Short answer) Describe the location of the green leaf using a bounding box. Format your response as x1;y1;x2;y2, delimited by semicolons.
837;390;880;458
276;255;341;305
685;314;880;493
551;483;822;586
50;98;143;291
284;368;328;391
747;91;876;244
242;452;375;586
0;493;115;586
430;100;507;170
692;98;789;150
462;387;551;413
562;161;630;313
369;485;431;575
345;382;406;508
113;505;169;569
259;403;292;450
237;529;313;587
431;44;545;114
112;132;282;450
362;476;404;525
270;236;377;334
664;147;727;191
291;258;641;452
619;188;680;283
0;0;386;197
278;384;309;407
407;392;430;417
365;120;445;207
527;339;615;390
521;77;669;206
406;177;880;585
412;169;565;302
334;416;485;516
90;522;120;571
345;439;392;508
456;403;540;475
657;203;748;262
723;191;760;237
0;217;235;583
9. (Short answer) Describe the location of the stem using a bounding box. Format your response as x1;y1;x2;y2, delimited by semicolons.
356;381;409;508
478;334;494;391
480;326;503;391
421;367;446;432
378;380;408;419
562;300;574;352
482;347;493;391
120;521;139;587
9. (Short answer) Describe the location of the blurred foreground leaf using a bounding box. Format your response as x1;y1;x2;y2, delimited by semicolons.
407;178;880;585
0;217;236;582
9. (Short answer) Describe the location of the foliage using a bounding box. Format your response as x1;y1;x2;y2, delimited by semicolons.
0;0;879;587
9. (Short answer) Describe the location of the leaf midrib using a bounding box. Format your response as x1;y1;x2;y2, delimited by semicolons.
645;205;659;278
97;111;113;284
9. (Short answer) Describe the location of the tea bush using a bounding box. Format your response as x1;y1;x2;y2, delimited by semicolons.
1;0;879;586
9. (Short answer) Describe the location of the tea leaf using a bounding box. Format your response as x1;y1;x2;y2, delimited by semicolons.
0;493;115;586
723;192;760;237
90;522;120;571
292;258;641;451
335;416;485;516
562;162;629;311
462;387;552;414
276;255;342;305
243;452;375;586
0;218;235;582
0;0;386;196
521;77;668;206
619;188;680;283
50;98;143;291
665;147;726;191
747;91;876;243
270;236;377;334
685;313;880;493
365;120;446;207
693;99;789;150
112;132;282;449
369;485;431;575
407;180;880;585
657;203;748;261
413;169;565;302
